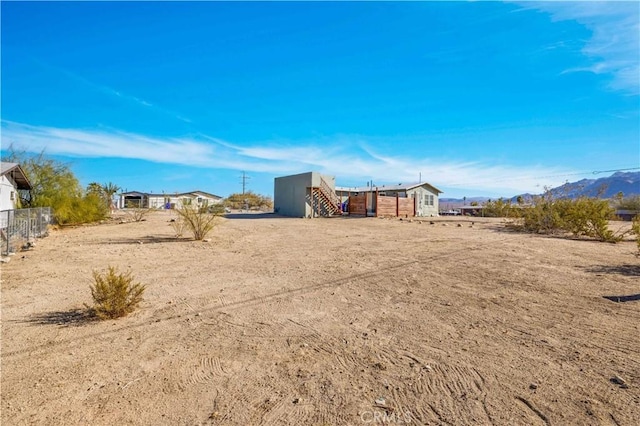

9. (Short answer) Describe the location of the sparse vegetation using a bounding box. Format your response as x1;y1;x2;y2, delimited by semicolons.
513;194;623;242
482;198;520;218
87;266;146;319
224;191;273;211
173;202;224;240
124;202;151;222
632;215;640;253
169;216;188;237
614;195;640;211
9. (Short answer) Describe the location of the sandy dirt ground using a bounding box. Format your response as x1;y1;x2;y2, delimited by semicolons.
1;211;639;425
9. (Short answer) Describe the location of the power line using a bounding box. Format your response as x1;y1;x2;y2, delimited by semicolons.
592;167;640;175
239;171;250;194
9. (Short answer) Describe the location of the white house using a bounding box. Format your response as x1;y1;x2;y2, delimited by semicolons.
335;182;442;217
119;190;223;209
0;162;32;211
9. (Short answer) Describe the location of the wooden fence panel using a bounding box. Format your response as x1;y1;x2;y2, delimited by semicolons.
349;195;367;215
376;196;397;217
398;197;415;217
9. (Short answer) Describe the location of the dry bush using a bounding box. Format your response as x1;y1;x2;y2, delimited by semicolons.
87;266;146;319
125;207;151;222
169;217;188;237
632;215;640;253
174;202;223;240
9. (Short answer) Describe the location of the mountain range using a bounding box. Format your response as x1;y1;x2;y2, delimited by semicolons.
440;171;640;206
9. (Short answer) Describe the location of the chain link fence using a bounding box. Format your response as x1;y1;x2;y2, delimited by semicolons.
1;207;53;255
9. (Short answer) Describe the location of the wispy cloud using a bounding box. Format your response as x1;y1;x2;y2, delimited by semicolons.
30;57;193;123
2;120;575;194
520;2;639;95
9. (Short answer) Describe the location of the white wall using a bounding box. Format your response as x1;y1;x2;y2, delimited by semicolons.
0;175;18;211
409;186;440;217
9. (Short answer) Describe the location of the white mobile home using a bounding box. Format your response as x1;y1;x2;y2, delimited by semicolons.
119;190;223;209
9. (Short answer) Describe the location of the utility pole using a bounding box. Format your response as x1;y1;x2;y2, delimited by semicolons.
239;171;251;195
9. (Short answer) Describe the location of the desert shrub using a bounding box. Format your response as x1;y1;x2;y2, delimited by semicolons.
87;266;146;319
562;197;620;242
483;198;520;218
169;216;187;237
124;202;151;222
52;192;109;225
615;195;640;211
519;194;566;234
174;202;223;240
517;195;621;242
632;215;640;252
224;191;273;210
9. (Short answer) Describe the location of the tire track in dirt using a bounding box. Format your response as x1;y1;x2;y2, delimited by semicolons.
180;356;229;388
383;360;494;425
516;396;551;425
161;356;233;394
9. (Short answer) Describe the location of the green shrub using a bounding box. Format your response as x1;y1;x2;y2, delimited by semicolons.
563;197;620;242
482;198;520;218
224;191;273;210
87;267;146;319
615;195;640;211
516;194;622;242
4;148;109;225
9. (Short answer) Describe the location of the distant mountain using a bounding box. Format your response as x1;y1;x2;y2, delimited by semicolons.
516;171;640;200
441;172;640;208
440;196;490;203
439;196;490;208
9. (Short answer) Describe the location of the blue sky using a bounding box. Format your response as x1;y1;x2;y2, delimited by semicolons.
1;1;638;199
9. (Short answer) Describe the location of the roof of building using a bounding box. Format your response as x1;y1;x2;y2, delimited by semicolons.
336;181;442;194
121;190;222;199
0;162;32;190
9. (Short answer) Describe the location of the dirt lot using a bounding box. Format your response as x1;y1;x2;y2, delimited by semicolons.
2;211;639;425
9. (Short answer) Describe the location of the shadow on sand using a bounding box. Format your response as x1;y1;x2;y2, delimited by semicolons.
96;236;193;245
603;294;640;303
23;308;97;327
224;212;282;220
585;264;640;277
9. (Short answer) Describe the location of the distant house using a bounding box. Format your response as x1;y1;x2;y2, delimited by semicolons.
336;182;442;217
118;190;223;209
0;162;32;211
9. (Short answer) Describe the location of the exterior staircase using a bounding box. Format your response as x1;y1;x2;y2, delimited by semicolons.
311;177;342;216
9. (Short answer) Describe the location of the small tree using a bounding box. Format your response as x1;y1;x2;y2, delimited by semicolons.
87;266;146;319
102;182;121;212
174;202;223;240
3;147;107;224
